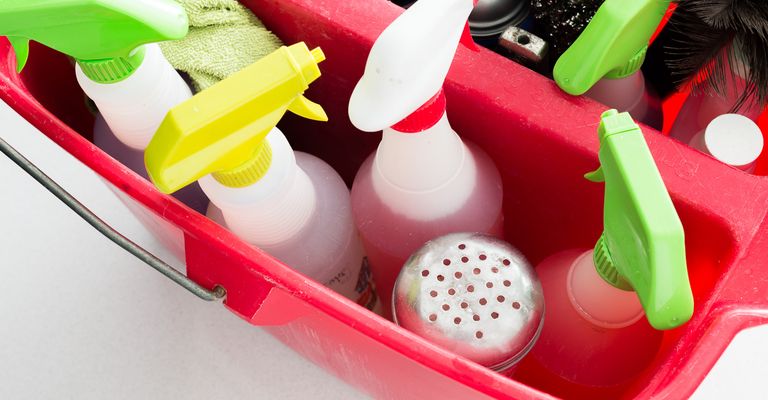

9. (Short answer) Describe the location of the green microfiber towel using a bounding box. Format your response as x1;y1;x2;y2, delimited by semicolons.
160;0;284;92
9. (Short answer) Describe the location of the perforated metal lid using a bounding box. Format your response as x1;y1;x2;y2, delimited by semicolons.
393;233;544;371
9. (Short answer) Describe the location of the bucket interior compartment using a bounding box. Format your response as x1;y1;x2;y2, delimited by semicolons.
3;0;768;399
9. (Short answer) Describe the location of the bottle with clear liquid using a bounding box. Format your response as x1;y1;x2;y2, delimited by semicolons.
206;135;380;312
79;42;208;262
348;0;504;313
94;113;207;260
146;43;380;312
529;110;694;387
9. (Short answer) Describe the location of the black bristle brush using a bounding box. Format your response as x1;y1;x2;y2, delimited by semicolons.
665;0;768;110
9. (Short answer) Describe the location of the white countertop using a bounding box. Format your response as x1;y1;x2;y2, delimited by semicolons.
0;100;764;399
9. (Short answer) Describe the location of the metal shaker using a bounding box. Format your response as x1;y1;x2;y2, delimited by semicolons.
393;233;544;372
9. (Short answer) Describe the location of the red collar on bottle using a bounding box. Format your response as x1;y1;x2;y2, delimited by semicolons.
391;89;447;133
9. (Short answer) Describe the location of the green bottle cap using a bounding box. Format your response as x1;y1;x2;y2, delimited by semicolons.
0;0;188;83
584;110;693;330
553;0;670;95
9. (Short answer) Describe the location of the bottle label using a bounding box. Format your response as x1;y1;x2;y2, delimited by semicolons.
354;257;379;312
326;256;380;314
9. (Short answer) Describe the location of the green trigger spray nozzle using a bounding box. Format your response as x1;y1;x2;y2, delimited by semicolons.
588;109;693;330
554;0;671;95
0;0;188;82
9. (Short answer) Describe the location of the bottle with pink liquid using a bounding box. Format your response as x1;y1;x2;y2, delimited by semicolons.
529;110;694;387
348;0;504;313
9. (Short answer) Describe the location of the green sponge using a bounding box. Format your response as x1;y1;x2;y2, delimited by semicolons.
160;0;283;92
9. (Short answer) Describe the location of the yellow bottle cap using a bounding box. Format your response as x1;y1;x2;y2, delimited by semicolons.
145;42;328;193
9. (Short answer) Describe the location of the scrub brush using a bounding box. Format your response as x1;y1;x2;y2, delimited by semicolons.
664;0;768;110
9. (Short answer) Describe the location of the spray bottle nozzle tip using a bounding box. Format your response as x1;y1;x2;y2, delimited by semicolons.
311;47;326;63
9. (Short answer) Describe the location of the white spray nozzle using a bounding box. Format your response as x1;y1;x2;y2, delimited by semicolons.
348;0;474;132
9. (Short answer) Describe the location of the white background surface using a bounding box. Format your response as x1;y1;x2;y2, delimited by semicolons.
0;101;366;399
0;100;765;399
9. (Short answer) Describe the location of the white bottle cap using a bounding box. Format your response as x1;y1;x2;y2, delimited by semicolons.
348;0;474;132
689;114;764;171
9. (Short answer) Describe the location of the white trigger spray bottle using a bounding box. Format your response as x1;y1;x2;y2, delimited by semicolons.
348;0;504;314
0;0;207;260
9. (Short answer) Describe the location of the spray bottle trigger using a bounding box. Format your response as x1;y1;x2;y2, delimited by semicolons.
585;167;605;182
8;37;29;73
288;95;328;121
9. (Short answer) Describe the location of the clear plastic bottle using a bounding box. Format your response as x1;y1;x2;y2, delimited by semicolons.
78;44;194;151
94;114;207;261
85;44;207;262
208;145;380;312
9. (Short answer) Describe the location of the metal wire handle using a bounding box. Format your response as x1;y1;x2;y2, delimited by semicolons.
0;135;226;302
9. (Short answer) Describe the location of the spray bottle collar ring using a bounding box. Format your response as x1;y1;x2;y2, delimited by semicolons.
593;233;632;291
391;89;447;133
604;46;647;80
213;141;274;188
77;46;147;84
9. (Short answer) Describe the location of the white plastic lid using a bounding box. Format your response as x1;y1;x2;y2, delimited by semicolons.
691;114;764;170
348;0;474;132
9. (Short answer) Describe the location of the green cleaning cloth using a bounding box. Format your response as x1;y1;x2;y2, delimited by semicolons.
160;0;284;92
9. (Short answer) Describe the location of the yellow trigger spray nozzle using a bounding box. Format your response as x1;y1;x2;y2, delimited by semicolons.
145;43;328;193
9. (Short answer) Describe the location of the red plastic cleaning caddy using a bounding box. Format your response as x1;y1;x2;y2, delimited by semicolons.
2;1;768;399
